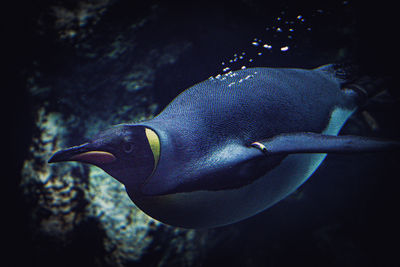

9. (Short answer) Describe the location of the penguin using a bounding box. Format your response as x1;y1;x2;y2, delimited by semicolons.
48;65;399;228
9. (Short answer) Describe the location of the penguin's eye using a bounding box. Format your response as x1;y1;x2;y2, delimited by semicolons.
123;142;134;153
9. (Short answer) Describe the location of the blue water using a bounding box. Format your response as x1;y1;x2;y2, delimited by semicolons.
10;0;399;266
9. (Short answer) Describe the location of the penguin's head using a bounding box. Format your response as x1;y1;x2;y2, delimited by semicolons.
48;125;160;191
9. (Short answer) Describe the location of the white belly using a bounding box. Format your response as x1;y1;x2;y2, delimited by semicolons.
133;106;356;228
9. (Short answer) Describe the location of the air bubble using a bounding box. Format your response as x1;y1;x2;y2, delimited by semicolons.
263;44;272;49
280;46;289;51
224;71;233;76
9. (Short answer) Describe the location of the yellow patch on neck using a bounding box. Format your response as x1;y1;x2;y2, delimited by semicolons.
145;128;160;176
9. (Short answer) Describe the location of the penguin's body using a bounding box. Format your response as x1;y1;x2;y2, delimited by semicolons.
49;65;399;228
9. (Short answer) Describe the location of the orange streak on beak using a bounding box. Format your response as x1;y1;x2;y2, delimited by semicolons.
70;151;116;165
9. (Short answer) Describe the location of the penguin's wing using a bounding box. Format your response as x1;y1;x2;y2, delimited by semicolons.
251;132;400;155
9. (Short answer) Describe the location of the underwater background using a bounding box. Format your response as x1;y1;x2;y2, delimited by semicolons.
8;0;400;266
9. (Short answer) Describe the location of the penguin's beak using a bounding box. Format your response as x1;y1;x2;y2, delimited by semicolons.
48;143;116;165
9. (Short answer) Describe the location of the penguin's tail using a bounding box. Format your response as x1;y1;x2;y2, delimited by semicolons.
318;63;398;108
317;62;400;134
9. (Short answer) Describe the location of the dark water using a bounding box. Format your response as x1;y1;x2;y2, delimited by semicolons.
9;0;400;266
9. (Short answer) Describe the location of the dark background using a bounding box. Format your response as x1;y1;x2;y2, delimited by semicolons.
7;0;400;266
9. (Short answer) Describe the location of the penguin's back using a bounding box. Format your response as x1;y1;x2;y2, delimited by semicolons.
153;67;353;145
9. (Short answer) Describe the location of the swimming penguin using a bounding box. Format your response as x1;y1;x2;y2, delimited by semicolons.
49;65;399;228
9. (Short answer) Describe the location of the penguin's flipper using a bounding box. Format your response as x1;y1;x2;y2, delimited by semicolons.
251;133;400;155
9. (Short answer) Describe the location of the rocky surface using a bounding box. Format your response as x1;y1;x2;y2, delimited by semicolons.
19;105;217;266
19;2;210;266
